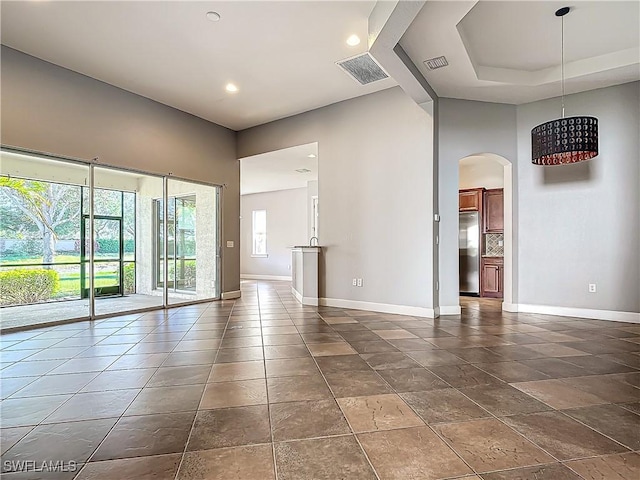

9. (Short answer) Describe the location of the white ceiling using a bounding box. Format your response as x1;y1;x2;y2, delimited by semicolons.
2;0;637;127
240;143;318;196
400;1;640;104
0;1;396;131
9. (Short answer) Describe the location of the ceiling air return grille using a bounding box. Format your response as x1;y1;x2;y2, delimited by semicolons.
424;56;448;70
336;52;388;85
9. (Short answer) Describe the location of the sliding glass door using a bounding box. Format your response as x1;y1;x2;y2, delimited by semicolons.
165;178;221;305
0;147;222;330
155;195;197;293
0;150;90;329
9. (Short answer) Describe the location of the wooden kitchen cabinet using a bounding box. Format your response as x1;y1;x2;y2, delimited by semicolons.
459;188;483;212
481;257;503;298
483;188;504;233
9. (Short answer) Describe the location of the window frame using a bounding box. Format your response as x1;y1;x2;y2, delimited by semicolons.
251;209;268;257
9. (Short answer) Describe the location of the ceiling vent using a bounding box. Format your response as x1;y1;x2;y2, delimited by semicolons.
424;56;449;70
336;52;389;85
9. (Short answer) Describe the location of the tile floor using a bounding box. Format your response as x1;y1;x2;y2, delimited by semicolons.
0;280;639;479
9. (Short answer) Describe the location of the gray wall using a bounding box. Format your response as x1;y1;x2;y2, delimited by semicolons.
238;87;434;310
516;82;639;312
438;99;518;307
0;46;240;294
437;83;639;314
241;188;308;278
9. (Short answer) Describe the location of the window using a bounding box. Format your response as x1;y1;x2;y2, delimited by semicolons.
252;210;267;256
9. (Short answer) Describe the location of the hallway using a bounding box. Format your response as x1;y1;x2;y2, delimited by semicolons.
1;281;638;479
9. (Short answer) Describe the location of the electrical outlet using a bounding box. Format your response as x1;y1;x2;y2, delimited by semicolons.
588;283;597;293
352;278;357;286
357;278;363;287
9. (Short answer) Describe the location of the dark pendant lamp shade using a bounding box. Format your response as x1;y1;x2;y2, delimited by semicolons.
530;6;599;166
531;116;599;165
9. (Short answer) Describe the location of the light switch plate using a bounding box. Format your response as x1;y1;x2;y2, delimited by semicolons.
226;241;234;248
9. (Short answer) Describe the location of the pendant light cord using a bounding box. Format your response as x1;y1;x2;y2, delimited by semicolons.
561;13;565;118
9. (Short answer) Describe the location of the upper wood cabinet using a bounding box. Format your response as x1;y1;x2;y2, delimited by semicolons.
459;188;483;212
483;188;504;233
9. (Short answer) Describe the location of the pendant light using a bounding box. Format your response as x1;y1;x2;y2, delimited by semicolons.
531;7;598;166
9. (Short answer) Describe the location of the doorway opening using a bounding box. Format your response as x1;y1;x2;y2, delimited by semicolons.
238;142;319;283
457;153;513;310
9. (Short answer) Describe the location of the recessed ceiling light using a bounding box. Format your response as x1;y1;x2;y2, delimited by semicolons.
206;11;221;22
225;83;238;93
346;34;360;47
307;154;317;158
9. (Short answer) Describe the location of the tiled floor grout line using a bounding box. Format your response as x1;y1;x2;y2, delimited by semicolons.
275;285;639;478
419;342;638;478
1;314;161;472
475;462;589;480
553;407;638;453
410;336;607;478
269;287;383;480
75;308;217;477
254;284;280;480
342;326;494;478
464;358;640;456
296;293;636;479
272;300;360;460
385;369;493;478
559;450;637;480
316;309;514;478
3;310;184;476
39;309;205;474
171;302;236;480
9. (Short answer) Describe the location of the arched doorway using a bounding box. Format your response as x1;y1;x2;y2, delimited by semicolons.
457;153;514;310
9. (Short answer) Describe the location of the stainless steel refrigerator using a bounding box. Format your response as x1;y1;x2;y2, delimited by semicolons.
459;212;480;295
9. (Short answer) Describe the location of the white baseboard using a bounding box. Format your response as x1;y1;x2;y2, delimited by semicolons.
439;305;462;315
291;287;303;304
221;290;241;300
319;297;437;318
511;303;640;324
241;274;292;281
502;302;519;312
303;297;319;306
291;287;318;306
